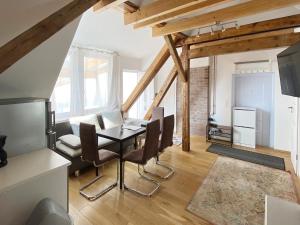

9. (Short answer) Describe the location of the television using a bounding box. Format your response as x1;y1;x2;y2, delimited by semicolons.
277;41;300;97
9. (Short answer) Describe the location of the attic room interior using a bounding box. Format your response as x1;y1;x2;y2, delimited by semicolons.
3;0;300;225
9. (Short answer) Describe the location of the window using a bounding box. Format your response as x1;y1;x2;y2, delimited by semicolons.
84;56;109;110
51;47;115;121
51;54;72;117
122;70;154;119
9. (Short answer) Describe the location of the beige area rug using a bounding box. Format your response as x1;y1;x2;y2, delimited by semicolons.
187;157;298;225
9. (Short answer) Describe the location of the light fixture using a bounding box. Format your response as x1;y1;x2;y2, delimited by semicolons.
196;28;201;37
294;27;300;33
210;26;215;35
222;25;226;32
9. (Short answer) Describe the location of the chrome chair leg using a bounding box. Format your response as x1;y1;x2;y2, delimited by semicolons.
79;160;119;201
143;156;175;180
124;164;160;197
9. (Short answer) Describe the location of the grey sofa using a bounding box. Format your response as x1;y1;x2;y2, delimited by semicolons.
54;114;134;175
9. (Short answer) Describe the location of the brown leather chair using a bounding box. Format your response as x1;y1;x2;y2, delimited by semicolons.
143;115;175;179
79;123;119;201
123;120;161;197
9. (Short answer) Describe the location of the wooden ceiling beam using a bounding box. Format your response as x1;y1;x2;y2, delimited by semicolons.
124;0;206;25
123;1;139;13
0;0;104;74
134;0;228;29
191;28;295;49
144;67;177;120
177;14;300;46
188;32;300;59
93;0;128;12
152;0;300;36
164;35;186;82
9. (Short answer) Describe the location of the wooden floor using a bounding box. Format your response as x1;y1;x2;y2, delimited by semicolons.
69;136;300;225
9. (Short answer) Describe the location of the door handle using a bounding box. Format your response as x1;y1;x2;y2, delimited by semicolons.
288;106;293;113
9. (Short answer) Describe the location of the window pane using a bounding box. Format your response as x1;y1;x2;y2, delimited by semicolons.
51;55;72;113
84;56;109;110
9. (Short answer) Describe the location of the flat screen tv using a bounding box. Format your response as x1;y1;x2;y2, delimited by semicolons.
277;41;300;97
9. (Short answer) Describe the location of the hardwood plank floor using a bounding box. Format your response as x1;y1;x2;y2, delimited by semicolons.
69;136;300;225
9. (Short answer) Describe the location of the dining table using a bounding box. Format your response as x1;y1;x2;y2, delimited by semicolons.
96;125;146;190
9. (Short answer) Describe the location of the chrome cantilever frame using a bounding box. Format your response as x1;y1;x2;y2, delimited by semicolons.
79;160;119;201
124;164;160;197
143;155;175;180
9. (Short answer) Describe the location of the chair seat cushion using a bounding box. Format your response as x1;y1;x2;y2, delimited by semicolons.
56;141;82;158
97;149;119;164
98;137;115;148
123;148;144;164
59;134;81;149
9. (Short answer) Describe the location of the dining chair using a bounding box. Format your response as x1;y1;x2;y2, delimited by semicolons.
79;123;119;201
137;107;164;148
123;120;161;197
143;115;175;179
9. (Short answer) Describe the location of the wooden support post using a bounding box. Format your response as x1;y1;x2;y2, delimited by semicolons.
182;45;190;152
121;43;170;113
164;35;187;82
122;35;182;113
144;66;178;120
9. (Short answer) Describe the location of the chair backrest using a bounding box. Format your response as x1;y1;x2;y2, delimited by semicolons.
80;123;98;163
142;120;160;163
151;107;164;132
160;115;175;151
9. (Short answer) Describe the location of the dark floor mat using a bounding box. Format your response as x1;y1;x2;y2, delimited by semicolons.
207;144;285;170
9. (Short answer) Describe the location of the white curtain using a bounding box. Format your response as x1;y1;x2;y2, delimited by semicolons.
107;52;121;111
51;46;121;120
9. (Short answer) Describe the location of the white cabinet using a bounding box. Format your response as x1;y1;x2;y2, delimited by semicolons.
0;149;70;225
233;107;256;148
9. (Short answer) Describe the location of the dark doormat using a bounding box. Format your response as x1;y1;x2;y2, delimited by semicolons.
207;144;285;170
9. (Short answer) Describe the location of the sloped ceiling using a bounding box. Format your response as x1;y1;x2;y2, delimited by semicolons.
73;8;164;59
0;0;80;99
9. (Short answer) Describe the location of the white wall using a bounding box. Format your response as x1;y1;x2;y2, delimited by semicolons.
0;0;80;99
0;0;73;46
213;48;296;151
0;19;80;99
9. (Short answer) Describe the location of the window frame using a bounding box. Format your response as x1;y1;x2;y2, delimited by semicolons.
51;47;114;121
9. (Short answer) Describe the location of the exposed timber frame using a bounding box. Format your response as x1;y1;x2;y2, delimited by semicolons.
144;64;178;120
0;0;128;74
188;31;300;59
121;36;181;113
177;14;300;47
164;35;186;82
152;0;300;36
181;45;190;152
